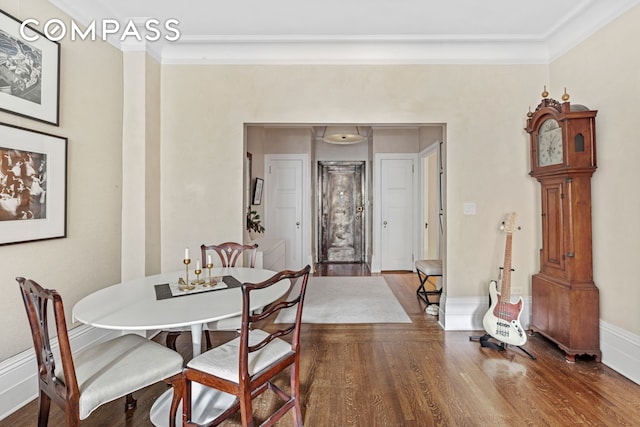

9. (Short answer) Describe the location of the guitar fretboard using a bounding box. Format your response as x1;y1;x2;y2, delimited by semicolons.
501;232;513;302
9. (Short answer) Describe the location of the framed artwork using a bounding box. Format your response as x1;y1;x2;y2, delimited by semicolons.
0;122;67;245
252;177;263;205
0;10;60;125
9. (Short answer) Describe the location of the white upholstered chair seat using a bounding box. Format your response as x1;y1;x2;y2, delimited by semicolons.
64;334;184;420
187;329;292;383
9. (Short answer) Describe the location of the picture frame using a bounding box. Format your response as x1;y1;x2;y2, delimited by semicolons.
252;177;263;205
0;10;60;125
0;122;67;245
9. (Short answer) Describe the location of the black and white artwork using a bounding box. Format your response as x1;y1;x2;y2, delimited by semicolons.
0;28;42;104
0;122;66;245
0;146;47;221
0;10;59;125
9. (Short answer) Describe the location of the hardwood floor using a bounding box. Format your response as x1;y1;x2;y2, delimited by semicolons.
314;262;371;276
4;267;640;426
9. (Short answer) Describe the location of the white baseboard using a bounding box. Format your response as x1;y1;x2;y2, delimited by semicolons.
0;325;122;421
440;295;640;385
600;320;640;384
441;295;532;331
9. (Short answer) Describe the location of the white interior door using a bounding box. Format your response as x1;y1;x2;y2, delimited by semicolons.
379;156;416;270
265;155;305;270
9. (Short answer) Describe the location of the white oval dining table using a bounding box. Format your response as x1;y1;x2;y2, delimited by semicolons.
73;266;293;426
72;267;289;357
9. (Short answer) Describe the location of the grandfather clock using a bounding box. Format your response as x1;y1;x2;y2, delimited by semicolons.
525;89;601;362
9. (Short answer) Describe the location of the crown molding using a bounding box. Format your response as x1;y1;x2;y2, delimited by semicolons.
48;0;640;65
158;36;550;65
546;0;640;61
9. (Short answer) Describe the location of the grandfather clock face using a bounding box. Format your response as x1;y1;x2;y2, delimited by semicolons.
537;118;563;167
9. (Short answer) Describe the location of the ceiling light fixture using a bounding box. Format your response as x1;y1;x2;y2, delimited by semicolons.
322;126;365;144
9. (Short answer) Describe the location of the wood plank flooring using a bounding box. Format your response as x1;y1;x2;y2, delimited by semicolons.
4;266;640;426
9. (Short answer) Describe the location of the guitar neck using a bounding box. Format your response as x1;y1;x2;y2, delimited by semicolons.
501;233;513;301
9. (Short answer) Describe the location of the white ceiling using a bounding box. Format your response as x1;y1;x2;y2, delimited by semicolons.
49;0;639;64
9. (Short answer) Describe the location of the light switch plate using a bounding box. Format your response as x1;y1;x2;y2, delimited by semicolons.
463;202;476;215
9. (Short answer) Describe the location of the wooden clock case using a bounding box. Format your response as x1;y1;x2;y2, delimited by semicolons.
525;96;601;362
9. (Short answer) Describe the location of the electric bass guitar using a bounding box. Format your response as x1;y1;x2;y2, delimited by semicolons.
482;212;527;346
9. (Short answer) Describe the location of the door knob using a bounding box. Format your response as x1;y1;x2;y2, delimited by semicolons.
296;221;300;229
383;220;388;228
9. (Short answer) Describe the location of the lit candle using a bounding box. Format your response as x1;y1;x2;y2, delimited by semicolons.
184;248;189;260
207;254;212;265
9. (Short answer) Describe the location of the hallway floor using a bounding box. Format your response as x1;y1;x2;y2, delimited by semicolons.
313;262;371;276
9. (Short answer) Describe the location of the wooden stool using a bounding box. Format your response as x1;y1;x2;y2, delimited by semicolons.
415;260;443;313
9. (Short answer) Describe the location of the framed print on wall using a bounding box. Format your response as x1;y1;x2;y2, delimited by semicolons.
0;9;60;125
253;177;263;205
0;122;67;245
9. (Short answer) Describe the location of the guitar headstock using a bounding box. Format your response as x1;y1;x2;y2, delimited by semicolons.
501;212;518;234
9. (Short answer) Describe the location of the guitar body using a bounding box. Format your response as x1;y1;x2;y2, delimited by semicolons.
482;280;527;346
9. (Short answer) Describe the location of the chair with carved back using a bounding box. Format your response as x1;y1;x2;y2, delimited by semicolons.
182;265;311;427
17;277;184;427
165;242;259;351
202;241;259;269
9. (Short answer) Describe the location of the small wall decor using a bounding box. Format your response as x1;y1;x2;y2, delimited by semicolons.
253;177;263;205
246;209;265;234
0;122;67;245
0;10;60;125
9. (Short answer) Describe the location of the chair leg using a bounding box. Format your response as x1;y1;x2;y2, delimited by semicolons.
204;330;212;350
124;393;137;411
239;386;255;427
183;375;193;427
166;332;181;351
37;391;51;427
291;364;303;427
165;373;183;427
64;405;81;427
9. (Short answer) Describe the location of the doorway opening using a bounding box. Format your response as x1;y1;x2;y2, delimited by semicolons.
318;161;366;264
244;123;446;276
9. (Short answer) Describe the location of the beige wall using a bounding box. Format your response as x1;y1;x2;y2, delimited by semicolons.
550;5;640;334
159;63;545;309
0;0;123;360
373;127;420;153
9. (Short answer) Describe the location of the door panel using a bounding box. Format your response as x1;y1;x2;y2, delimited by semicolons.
380;158;414;270
266;158;303;269
318;161;365;262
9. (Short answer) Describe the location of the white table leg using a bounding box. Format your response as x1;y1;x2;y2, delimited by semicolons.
190;323;203;356
150;384;236;427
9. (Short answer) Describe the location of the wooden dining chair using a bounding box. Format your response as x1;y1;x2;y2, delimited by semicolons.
182;265;311;427
201;241;259;268
17;277;184;427
165;242;259;351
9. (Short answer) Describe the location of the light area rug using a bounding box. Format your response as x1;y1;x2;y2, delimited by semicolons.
275;276;411;324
